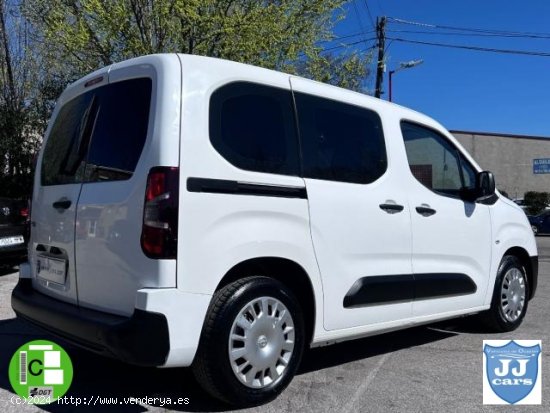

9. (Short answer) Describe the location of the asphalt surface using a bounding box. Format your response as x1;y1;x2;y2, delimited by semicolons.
1;238;550;412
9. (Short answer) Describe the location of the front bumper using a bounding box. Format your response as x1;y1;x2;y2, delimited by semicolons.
11;278;169;366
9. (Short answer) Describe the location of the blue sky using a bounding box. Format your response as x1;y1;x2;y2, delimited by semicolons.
334;1;550;137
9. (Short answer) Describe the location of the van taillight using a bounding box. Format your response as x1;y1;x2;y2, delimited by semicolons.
141;167;179;259
20;207;29;218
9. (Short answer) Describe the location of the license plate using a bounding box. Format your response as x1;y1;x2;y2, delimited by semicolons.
0;235;24;247
36;256;67;285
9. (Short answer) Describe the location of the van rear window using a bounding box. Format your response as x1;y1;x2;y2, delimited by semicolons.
84;78;152;182
41;92;95;186
41;78;152;186
209;82;300;176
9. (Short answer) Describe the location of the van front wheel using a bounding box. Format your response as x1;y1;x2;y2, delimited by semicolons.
192;276;304;406
480;255;529;332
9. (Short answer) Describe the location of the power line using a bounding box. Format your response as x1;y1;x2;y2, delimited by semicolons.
351;0;376;57
318;30;374;44
321;37;376;53
388;37;550;58
386;28;550;40
387;16;550;38
362;0;376;30
352;1;370;38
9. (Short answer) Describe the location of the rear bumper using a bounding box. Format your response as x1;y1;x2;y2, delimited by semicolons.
11;278;169;366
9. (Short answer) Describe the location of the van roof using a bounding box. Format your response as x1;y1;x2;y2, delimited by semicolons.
62;53;449;137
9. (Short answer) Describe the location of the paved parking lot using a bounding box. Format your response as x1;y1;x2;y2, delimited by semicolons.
1;238;549;412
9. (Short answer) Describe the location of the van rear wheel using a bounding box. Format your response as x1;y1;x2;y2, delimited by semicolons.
479;255;529;332
192;276;304;406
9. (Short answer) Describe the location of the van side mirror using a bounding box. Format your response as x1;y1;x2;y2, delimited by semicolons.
475;171;496;201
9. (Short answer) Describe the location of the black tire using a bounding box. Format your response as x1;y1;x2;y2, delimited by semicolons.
192;276;305;406
479;255;529;332
531;225;539;236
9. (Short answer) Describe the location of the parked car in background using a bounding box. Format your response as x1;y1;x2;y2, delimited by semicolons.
512;198;525;206
0;198;29;266
512;198;528;211
527;210;550;235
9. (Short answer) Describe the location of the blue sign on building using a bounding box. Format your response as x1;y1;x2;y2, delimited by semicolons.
533;158;550;174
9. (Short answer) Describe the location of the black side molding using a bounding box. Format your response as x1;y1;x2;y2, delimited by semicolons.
414;273;477;300
187;177;307;199
344;275;414;308
343;273;477;308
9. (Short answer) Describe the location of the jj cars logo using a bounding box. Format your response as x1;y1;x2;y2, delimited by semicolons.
483;340;541;404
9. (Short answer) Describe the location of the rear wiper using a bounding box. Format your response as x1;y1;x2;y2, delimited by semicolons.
87;164;133;181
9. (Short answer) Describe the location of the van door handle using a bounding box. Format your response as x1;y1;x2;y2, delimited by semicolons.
52;199;72;210
416;205;436;217
379;203;404;214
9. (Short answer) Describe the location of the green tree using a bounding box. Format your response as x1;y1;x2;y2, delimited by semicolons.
0;0;49;198
24;0;372;91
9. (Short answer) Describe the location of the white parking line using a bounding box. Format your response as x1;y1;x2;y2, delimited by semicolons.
343;352;391;412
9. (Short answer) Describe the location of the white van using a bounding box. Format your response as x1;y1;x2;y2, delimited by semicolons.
12;54;538;405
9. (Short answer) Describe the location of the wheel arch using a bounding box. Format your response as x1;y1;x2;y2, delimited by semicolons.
503;246;536;300
216;257;316;345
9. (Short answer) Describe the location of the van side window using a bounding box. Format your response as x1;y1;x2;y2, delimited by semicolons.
84;78;152;182
294;93;387;184
41;91;95;186
209;82;300;176
401;121;469;197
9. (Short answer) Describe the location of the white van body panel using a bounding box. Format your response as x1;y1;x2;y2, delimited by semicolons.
75;55;181;316
176;54;325;341
19;54;538;368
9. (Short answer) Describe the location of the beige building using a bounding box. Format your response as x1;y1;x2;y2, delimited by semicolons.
452;130;550;199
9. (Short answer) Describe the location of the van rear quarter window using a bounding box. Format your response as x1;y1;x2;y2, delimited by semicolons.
41;78;152;186
209;82;300;176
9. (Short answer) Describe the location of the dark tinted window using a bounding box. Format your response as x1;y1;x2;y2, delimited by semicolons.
85;78;152;182
401;121;472;197
460;153;477;189
41;78;152;186
210;82;299;175
41;91;95;185
295;93;387;184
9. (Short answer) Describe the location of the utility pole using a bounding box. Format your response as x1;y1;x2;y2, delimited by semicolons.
375;16;386;98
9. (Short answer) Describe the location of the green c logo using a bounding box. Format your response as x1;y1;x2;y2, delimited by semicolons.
8;340;73;404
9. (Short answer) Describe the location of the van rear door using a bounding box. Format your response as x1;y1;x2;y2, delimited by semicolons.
74;57;181;316
31;78;105;304
74;75;154;315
